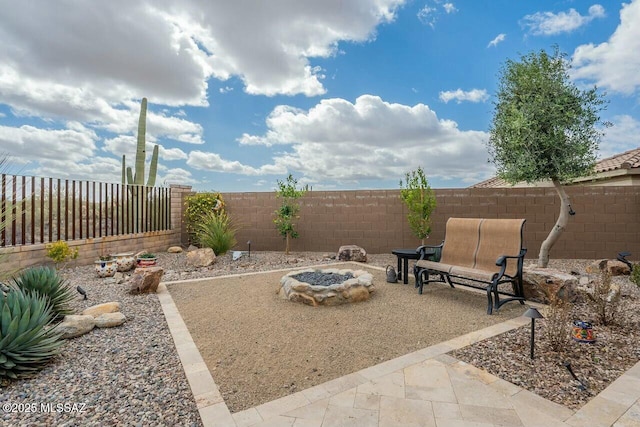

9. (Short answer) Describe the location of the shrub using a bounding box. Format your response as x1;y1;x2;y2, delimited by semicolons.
541;283;572;352
581;270;622;326
137;253;157;259
184;192;225;244
11;267;75;320
45;240;78;269
0;288;64;380
193;211;237;255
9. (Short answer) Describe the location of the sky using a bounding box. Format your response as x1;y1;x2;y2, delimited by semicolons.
0;0;639;192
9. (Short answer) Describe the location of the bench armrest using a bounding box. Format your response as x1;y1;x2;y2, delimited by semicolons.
495;248;527;267
416;243;443;261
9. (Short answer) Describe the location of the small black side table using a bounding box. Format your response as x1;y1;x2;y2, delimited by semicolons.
391;249;420;284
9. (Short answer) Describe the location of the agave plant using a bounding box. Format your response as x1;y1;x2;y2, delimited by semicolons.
0;288;64;379
11;267;74;319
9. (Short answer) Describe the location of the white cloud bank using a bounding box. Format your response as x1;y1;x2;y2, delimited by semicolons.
439;89;489;104
521;4;605;35
197;95;494;186
571;0;640;96
0;0;406;182
0;0;405;111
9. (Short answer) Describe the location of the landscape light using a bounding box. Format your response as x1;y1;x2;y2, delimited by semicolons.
523;307;543;359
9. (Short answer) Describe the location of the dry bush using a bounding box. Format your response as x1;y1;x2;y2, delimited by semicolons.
581;270;621;326
541;283;573;352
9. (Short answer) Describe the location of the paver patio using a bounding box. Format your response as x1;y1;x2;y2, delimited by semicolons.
158;271;640;427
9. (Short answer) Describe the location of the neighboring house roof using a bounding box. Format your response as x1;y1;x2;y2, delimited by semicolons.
470;146;640;188
596;147;640;172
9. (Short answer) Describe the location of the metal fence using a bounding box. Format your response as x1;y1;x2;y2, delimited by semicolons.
0;174;171;247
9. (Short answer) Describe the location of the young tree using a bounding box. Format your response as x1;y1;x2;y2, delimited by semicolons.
274;174;308;255
399;167;437;245
488;47;609;267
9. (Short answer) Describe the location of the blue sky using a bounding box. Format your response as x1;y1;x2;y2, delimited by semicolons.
0;0;638;191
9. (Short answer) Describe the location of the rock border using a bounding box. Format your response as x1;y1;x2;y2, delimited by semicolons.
278;268;374;306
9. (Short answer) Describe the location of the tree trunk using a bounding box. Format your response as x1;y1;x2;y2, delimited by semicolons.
285;233;290;255
538;179;572;268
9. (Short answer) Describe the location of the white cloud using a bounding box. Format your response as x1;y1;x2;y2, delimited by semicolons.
0;0;405;126
443;3;457;14
487;33;506;48
186;151;286;176
162;168;199;186
31;158;124;184
236;95;493;185
417;6;436;26
0;123;97;163
571;0;640;96
103;135;188;162
439;89;489;104
219;86;234;94
95;103;204;144
599;115;640;159
417;1;456;27
160;0;403;97
521;4;605;35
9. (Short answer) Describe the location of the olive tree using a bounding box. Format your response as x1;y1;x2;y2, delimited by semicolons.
274;174;308;255
488;47;609;267
399;167;436;245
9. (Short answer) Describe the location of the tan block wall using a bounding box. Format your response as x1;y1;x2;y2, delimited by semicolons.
218;186;640;260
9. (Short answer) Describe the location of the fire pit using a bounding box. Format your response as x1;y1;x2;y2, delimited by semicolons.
279;268;374;306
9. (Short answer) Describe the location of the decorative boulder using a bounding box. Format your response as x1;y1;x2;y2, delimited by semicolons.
186;247;216;267
56;315;96;339
586;259;630;276
522;267;579;303
168;246;183;253
82;302;121;317
94;312;127;328
129;266;164;294
337;245;367;262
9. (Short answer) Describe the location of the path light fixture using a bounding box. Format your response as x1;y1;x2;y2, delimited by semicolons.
247;240;251;258
523;307;543;359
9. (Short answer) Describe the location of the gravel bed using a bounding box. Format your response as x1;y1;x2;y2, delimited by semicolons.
0;251;375;426
453;259;640;410
1;251;638;424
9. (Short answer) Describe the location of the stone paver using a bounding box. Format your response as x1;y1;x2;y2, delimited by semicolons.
160;277;640;427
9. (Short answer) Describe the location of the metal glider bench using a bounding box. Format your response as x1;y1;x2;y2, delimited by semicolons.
413;218;527;315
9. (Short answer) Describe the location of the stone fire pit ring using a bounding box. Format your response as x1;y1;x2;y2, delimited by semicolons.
279;268;375;306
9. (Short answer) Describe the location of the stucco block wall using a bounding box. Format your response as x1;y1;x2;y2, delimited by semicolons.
219;186;640;260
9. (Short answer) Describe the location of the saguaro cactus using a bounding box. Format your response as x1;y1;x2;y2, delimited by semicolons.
121;98;159;187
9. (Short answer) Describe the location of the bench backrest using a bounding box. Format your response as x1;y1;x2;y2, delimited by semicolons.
440;218;483;267
440;218;525;276
475;219;525;276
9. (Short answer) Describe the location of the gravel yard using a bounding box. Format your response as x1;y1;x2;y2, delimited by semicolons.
1;250;638;425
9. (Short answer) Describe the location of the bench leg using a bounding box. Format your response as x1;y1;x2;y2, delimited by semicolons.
444;275;455;288
486;288;494;315
414;267;430;294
